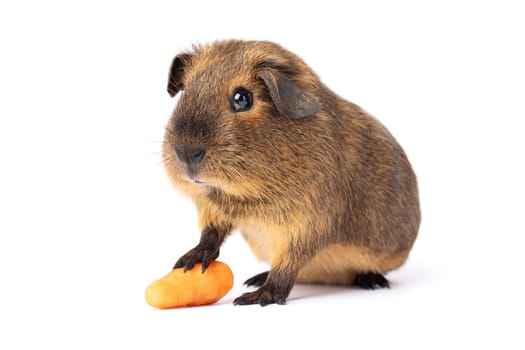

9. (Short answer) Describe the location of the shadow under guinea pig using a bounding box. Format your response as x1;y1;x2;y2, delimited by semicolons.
288;284;354;301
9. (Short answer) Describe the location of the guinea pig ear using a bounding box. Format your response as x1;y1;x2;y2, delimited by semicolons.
167;53;192;97
258;68;321;119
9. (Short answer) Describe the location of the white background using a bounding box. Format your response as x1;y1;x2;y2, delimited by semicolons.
1;1;524;349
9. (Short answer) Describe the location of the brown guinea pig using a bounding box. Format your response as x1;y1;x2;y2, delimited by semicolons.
162;40;420;306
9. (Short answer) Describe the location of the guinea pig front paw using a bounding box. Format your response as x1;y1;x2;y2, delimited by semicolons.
233;286;287;306
173;245;219;273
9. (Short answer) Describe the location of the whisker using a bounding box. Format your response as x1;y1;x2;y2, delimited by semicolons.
160;154;178;168
144;150;164;157
144;139;169;144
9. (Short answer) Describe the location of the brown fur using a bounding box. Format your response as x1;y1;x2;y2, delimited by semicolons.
163;40;420;305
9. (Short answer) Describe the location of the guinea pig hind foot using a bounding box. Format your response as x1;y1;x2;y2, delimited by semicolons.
352;272;390;290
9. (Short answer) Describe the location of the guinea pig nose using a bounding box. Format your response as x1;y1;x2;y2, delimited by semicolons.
174;145;206;164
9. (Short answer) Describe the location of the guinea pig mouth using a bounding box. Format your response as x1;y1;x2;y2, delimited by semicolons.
187;172;207;185
183;165;206;185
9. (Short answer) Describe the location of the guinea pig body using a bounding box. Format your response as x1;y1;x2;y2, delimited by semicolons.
163;40;420;305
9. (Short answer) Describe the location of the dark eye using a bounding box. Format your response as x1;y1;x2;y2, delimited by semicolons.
230;88;253;112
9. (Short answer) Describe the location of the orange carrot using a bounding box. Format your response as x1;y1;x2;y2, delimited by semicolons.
145;261;233;309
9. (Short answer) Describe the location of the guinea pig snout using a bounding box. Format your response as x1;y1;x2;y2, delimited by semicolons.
174;145;206;165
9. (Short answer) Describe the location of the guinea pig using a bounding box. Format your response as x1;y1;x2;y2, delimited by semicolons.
162;39;420;306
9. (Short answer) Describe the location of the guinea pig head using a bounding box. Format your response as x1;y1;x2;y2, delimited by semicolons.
163;40;322;198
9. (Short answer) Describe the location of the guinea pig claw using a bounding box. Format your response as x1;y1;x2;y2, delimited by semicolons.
183;261;196;273
201;256;212;273
244;271;269;287
173;252;198;272
173;245;220;273
173;258;185;270
200;248;219;273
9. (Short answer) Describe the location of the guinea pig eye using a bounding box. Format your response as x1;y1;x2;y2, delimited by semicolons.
230;88;253;112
